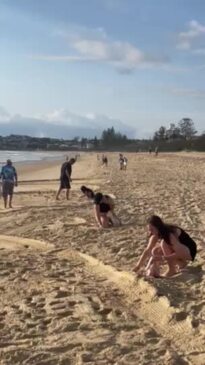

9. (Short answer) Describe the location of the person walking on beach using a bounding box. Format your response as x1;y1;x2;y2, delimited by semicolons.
0;159;18;208
56;157;76;200
102;155;108;167
119;154;124;170
133;215;197;278
80;185;121;228
123;156;128;170
155;146;159;156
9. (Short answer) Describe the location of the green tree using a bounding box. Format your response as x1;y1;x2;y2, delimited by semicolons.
166;123;181;140
93;136;99;148
101;127;127;147
153;126;167;140
178;118;197;140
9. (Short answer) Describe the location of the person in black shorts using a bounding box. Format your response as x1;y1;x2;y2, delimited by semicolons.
133;215;197;277
80;186;121;228
56;157;76;200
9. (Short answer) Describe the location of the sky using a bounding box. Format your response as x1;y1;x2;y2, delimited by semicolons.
0;0;205;138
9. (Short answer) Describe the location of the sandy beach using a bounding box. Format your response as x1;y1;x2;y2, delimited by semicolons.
0;152;205;365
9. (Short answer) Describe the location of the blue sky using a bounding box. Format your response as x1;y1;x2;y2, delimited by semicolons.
0;0;205;138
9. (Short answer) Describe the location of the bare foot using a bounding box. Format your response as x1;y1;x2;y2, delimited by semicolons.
163;269;178;277
177;261;188;272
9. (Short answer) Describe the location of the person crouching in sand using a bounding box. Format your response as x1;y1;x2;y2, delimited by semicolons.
133;215;197;277
80;186;121;228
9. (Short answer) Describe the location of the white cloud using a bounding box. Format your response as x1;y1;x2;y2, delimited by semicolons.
193;48;205;55
177;20;205;50
169;87;205;98
43;109;73;124
29;27;167;73
0;107;135;138
98;0;128;13
0;106;10;121
41;108;134;132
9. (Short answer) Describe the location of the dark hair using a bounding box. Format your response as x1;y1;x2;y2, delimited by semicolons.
80;185;95;199
147;215;175;245
70;158;76;164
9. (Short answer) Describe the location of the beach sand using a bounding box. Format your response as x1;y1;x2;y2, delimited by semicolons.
0;152;205;364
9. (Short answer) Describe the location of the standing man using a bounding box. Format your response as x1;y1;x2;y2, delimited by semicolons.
0;159;18;208
56;157;76;200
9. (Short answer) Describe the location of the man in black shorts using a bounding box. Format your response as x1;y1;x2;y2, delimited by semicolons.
56;157;76;200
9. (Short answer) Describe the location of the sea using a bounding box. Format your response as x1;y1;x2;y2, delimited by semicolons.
0;150;67;166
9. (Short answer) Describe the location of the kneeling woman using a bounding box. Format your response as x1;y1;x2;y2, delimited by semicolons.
81;186;121;228
133;215;197;277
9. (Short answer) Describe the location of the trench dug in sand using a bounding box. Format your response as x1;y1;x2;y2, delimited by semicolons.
0;235;54;251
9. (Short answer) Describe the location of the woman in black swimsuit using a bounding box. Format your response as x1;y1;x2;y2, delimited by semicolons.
133;215;197;277
81;186;120;228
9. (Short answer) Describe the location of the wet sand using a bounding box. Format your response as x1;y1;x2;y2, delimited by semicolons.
0;152;204;364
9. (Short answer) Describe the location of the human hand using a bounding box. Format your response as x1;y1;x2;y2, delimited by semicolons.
15;181;18;187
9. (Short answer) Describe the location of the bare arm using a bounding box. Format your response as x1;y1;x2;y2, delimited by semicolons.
14;168;18;186
133;235;158;272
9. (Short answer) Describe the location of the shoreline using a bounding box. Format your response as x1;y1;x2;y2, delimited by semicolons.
0;150;79;166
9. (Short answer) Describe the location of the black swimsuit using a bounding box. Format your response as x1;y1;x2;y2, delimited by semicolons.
93;193;111;213
178;228;197;261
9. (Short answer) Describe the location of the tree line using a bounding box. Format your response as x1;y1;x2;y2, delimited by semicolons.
153;118;197;141
0;118;204;151
99;118;205;151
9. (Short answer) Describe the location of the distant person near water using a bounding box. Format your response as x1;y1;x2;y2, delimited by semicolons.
123;156;128;170
0;159;18;209
119;154;127;170
102;155;108;167
81;186;121;228
119;154;124;170
155;146;159;156
56;157;76;200
133;215;197;278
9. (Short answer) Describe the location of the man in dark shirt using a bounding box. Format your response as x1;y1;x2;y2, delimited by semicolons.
56;158;76;200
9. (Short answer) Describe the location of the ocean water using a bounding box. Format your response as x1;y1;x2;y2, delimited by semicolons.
0;150;66;165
